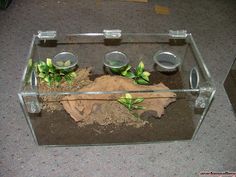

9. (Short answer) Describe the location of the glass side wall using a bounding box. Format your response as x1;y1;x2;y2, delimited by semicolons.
19;32;215;145
30;92;196;145
21;33;211;93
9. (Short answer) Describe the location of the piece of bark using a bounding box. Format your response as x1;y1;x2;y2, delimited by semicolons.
61;75;176;126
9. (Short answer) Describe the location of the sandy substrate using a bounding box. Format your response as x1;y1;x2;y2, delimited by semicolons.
61;75;176;127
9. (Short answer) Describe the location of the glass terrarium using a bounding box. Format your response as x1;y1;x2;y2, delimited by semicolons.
18;30;215;146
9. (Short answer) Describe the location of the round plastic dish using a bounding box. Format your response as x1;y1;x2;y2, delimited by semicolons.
52;52;78;70
104;51;129;69
189;67;200;89
153;51;181;72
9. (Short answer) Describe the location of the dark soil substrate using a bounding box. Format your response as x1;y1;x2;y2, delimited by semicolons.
30;96;194;145
29;71;196;145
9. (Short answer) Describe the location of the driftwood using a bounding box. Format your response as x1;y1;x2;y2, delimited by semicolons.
61;75;176;127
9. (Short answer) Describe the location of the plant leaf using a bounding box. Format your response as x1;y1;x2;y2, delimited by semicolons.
44;75;53;86
138;61;144;69
122;102;130;108
118;98;130;109
38;64;48;73
38;72;45;78
128;104;132;110
121;70;127;76
124;71;136;79
121;65;132;76
125;93;132;99
124;93;132;105
141;73;149;81
69;72;77;78
46;58;53;67
60;72;65;76
125;64;132;71
132;105;145;110
142;71;150;77
38;61;46;65
49;67;56;73
133;98;144;104
118;97;126;104
64;74;71;81
44;75;52;83
136;61;144;76
64;74;73;84
136;78;149;85
55;75;62;82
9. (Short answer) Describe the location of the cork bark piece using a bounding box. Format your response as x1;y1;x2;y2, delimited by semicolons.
61;75;176;127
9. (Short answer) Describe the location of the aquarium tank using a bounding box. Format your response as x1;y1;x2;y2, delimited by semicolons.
18;30;215;146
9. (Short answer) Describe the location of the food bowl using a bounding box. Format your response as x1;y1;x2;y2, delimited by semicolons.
104;51;129;71
153;51;181;72
52;52;78;70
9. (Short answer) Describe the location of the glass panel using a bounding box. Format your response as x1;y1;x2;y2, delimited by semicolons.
26;92;201;145
23;33;210;94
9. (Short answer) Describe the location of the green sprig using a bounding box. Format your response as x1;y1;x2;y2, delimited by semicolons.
35;58;76;86
121;61;151;85
118;93;145;111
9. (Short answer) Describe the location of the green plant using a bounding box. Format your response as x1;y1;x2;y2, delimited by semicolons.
35;58;76;86
0;0;12;9
118;93;145;111
121;61;151;85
